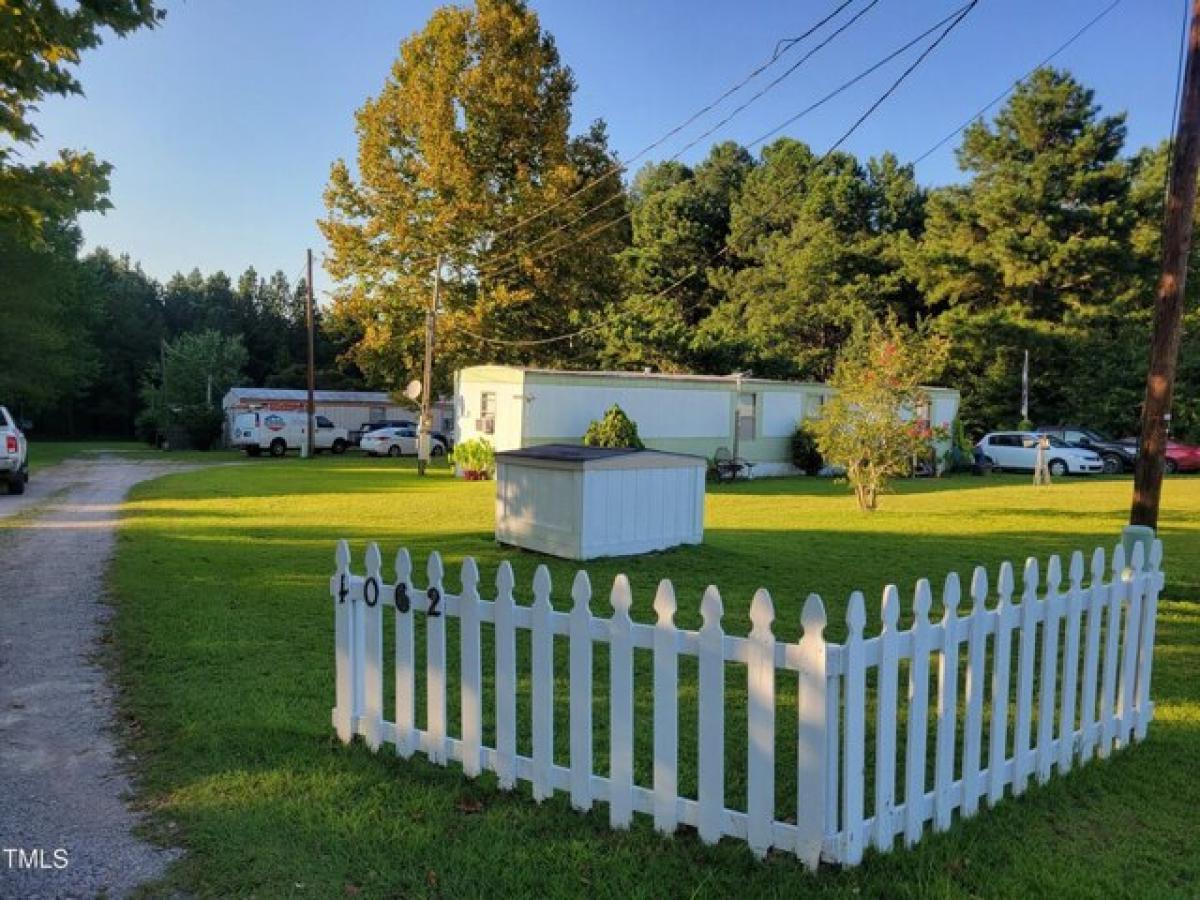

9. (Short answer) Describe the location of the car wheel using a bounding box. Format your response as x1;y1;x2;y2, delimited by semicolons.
332;439;347;455
1166;458;1179;475
388;445;402;458
1101;454;1122;475
269;438;287;458
7;474;25;495
1048;458;1068;477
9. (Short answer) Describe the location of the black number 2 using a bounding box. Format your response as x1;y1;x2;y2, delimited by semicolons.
427;587;442;617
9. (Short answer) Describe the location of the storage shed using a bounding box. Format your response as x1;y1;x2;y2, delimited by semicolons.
495;444;706;560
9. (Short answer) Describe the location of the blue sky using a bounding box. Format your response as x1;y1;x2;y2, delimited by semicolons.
28;0;1183;292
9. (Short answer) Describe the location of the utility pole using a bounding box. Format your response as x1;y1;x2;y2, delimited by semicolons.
418;254;442;477
1130;0;1200;530
305;248;317;459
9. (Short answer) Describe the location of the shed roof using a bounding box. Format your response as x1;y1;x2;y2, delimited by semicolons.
223;387;398;405
496;443;706;469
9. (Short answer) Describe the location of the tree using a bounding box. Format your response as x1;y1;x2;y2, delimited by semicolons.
139;330;247;441
1;0;163;243
321;0;627;392
810;319;948;511
582;404;644;449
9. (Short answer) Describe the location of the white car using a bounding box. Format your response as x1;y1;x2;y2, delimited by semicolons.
976;432;1104;476
0;406;29;495
360;425;446;458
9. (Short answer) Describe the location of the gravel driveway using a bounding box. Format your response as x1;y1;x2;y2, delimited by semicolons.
0;458;199;898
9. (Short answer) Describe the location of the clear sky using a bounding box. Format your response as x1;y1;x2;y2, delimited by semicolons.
28;0;1184;293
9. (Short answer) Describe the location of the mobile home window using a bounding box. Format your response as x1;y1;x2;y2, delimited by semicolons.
478;391;497;435
736;392;757;440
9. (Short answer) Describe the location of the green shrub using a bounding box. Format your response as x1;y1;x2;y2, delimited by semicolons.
450;437;495;479
583;404;644;449
180;404;224;451
791;425;823;474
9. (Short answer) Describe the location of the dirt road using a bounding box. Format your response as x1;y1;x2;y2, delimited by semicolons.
0;458;197;898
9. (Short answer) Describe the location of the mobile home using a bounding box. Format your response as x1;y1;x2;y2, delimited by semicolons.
454;366;960;476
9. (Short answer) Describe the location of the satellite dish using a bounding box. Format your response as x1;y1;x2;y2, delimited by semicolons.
404;379;422;401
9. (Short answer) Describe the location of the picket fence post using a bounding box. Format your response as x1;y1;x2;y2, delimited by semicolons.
1098;544;1126;758
1116;542;1145;749
653;580;679;834
987;562;1015;807
495;561;518;789
569;571;594;812
842;591;867;864
795;593;827;870
933;573;961;832
697;586;725;846
391;549;415;757
459;557;483;778
609;574;635;830
332;540;354;744
873;585;900;851
746;588;776;858
1058;552;1086;774
425;552;447;764
1013;558;1039;795
531;565;554;801
362;543;385;752
1134;540;1163;741
1036;555;1063;784
1078;547;1106;762
904;578;933;846
960;567;988;817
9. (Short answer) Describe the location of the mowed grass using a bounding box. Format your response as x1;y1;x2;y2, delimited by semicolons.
111;457;1200;898
25;439;243;472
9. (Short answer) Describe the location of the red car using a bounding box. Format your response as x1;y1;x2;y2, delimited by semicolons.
1165;440;1200;473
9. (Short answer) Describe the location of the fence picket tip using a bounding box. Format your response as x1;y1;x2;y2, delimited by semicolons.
532;564;551;599
1149;539;1164;572
654;579;676;623
461;556;480;590
1046;555;1062;593
700;585;723;625
943;572;961;614
365;542;382;574
749;588;775;634
1130;540;1145;572
1069;551;1085;587
427;551;444;583
1023;557;1040;591
881;585;900;629
847;590;866;633
1090;546;1106;583
611;574;633;614
394;547;412;582
1111;543;1126;578
801;592;826;636
970;567;987;612
495;559;514;594
914;578;933;621
335;539;351;572
572;570;592;609
997;561;1014;598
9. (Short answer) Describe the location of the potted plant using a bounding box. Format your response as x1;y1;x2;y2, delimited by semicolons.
450;437;495;480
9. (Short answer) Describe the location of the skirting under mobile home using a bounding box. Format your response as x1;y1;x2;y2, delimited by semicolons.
454;366;960;476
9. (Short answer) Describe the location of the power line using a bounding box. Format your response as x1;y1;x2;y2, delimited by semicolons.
911;0;1123;165
480;1;975;285
1163;0;1190;207
457;1;979;348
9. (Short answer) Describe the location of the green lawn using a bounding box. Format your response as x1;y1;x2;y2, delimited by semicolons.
111;458;1200;897
25;439;243;472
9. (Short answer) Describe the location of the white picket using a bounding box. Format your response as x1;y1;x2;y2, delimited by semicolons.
609;574;635;830
425;552;448;764
933;573;961;832
1078;547;1106;762
1012;558;1039;795
459;558;483;777
569;570;594;812
1098;544;1126;759
1134;540;1163;742
842;591;867;865
697;586;725;846
960;567;988;817
653;580;679;834
1058;552;1086;774
394;548;416;758
746;588;776;858
1116;543;1145;749
332;540;354;744
495;561;517;788
796;593;828;870
904;578;934;847
873;585;900;851
987;562;1015;807
329;537;1163;869
530;565;554;802
362;543;385;752
1036;556;1063;784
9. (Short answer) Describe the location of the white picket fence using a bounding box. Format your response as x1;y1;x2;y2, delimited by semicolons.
330;536;1163;868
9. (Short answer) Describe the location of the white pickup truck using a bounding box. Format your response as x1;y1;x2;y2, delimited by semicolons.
0;406;29;495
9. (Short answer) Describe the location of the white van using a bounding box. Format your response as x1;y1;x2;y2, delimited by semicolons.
232;411;349;457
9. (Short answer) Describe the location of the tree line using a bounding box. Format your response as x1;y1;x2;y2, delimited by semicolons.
324;0;1200;441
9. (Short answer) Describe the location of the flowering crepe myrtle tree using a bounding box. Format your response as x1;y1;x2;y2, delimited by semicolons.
811;318;948;511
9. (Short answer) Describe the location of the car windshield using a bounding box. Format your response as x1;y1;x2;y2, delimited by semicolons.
1043;435;1070;448
1082;428;1112;442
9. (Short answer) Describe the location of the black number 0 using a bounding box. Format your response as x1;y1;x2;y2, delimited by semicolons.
395;583;410;614
364;577;379;608
427;587;442;617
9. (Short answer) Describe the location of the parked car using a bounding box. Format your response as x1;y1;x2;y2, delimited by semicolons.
1036;425;1136;475
353;419;415;446
975;432;1104;476
0;405;29;494
360;425;447;458
1117;436;1200;474
231;411;350;457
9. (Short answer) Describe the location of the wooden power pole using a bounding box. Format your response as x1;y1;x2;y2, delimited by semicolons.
305;248;316;459
1131;0;1200;529
417;254;441;477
